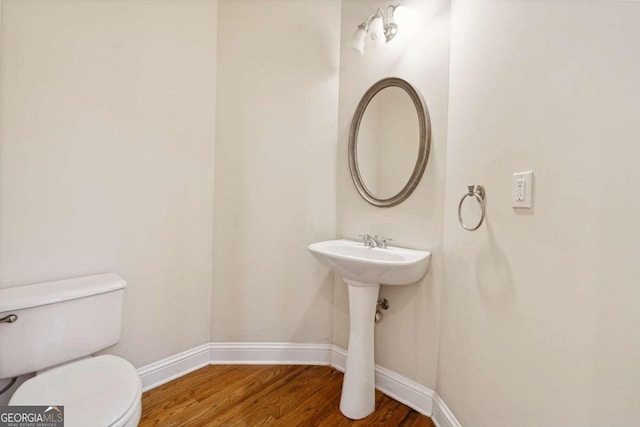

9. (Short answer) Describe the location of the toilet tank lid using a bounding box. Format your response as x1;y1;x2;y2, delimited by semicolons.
0;273;126;312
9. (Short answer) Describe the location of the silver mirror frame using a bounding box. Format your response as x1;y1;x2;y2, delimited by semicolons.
348;77;431;208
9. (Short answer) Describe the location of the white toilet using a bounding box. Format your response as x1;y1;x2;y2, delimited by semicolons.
0;273;142;427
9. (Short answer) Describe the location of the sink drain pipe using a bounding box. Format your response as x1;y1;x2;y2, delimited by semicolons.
375;298;389;323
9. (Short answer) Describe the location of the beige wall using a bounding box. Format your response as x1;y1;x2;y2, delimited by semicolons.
211;0;341;343
0;0;217;374
335;0;451;388
439;0;640;425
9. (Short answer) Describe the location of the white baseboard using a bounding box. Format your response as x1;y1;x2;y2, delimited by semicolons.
138;342;333;391
209;342;332;365
330;344;347;369
136;342;459;425
432;393;463;427
138;343;210;391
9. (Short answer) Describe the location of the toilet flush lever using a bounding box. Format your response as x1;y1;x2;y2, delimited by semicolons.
0;314;17;324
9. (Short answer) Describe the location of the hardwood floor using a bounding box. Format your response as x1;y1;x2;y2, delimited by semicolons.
140;365;436;426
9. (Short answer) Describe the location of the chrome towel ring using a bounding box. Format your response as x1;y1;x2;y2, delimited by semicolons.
458;185;486;231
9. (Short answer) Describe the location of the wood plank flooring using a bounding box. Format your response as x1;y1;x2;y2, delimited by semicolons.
140;365;436;426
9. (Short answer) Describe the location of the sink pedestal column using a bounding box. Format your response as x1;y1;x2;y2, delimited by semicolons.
340;279;380;420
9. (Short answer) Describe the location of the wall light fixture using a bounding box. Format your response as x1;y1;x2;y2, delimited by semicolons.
350;5;403;55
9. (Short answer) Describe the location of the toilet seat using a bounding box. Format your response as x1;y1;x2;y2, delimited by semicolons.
9;355;142;427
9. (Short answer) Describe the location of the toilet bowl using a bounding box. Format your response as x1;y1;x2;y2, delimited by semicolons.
0;274;142;427
9;356;142;427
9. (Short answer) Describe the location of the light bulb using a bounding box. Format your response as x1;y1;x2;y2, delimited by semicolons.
367;16;386;47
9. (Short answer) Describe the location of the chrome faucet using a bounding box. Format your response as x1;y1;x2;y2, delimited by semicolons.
359;234;394;249
360;234;378;248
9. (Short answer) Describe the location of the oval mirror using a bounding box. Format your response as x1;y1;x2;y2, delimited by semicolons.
348;78;431;207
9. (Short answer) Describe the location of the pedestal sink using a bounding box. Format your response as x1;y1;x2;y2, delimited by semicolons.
308;239;431;419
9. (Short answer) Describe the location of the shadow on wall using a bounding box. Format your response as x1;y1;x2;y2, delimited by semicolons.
474;220;515;309
0;374;33;406
292;272;334;343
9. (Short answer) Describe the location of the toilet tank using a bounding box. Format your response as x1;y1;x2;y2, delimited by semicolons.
0;273;126;378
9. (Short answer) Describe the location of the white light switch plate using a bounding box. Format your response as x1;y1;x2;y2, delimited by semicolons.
512;171;533;208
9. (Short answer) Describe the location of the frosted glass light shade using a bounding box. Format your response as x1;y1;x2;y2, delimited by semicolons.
367;16;386;47
351;27;367;54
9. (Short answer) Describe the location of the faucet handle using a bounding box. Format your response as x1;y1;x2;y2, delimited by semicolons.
379;237;394;249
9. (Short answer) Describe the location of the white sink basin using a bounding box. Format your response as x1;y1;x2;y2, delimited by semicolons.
308;239;430;285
